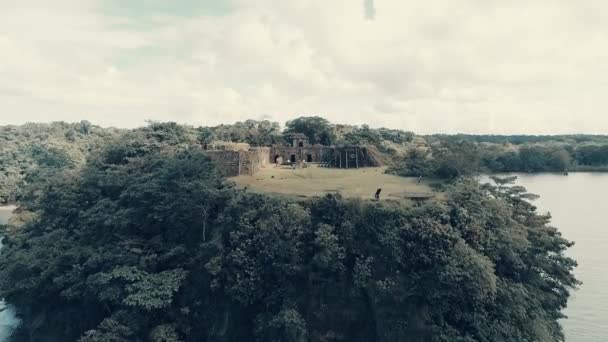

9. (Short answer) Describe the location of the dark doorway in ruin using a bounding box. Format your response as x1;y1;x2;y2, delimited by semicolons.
203;144;208;150
306;154;313;162
299;141;304;147
290;154;296;163
274;155;281;163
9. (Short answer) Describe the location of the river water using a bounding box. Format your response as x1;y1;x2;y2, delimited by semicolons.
1;173;607;341
0;206;20;342
503;173;608;342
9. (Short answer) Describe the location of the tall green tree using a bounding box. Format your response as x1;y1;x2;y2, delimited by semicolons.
284;117;336;146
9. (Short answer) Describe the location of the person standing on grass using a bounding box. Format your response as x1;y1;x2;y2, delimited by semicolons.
375;188;382;200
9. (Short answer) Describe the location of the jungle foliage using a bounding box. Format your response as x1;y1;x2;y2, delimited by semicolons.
0;121;122;204
283;117;337;146
0;129;579;341
390;137;608;179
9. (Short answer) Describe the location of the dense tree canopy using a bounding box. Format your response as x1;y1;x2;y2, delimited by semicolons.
0;130;578;341
430;134;608;145
5;119;608;192
333;124;415;148
284;117;336;146
390;140;482;179
421;135;608;175
0;122;122;204
391;137;608;179
574;145;608;166
198;120;282;146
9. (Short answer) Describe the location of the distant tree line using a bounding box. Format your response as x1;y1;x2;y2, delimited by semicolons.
574;145;608;166
4;119;608;201
196;120;283;146
1;117;419;204
392;137;608;179
197;116;416;148
429;133;608;145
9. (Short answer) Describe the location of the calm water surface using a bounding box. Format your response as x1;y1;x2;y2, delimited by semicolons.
0;206;19;342
1;174;607;341
507;173;608;342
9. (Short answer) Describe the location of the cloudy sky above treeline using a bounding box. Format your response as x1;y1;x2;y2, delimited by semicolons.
1;0;607;134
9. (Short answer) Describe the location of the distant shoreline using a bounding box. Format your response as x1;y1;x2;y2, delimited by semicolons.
487;170;608;176
569;167;608;173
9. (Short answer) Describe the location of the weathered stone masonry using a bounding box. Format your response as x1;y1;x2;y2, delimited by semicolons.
270;133;382;167
202;147;270;177
202;133;385;176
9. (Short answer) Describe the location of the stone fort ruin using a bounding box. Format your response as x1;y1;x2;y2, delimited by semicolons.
203;133;387;177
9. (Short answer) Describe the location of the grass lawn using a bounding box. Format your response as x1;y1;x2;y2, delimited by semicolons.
231;165;436;201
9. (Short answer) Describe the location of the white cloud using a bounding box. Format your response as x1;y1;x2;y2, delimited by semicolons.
1;0;608;133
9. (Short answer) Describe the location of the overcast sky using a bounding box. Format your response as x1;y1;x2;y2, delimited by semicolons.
1;0;607;134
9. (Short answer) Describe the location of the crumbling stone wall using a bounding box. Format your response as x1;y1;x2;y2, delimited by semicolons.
269;145;380;167
270;146;333;164
204;143;383;175
203;150;241;176
240;147;270;176
203;147;270;177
